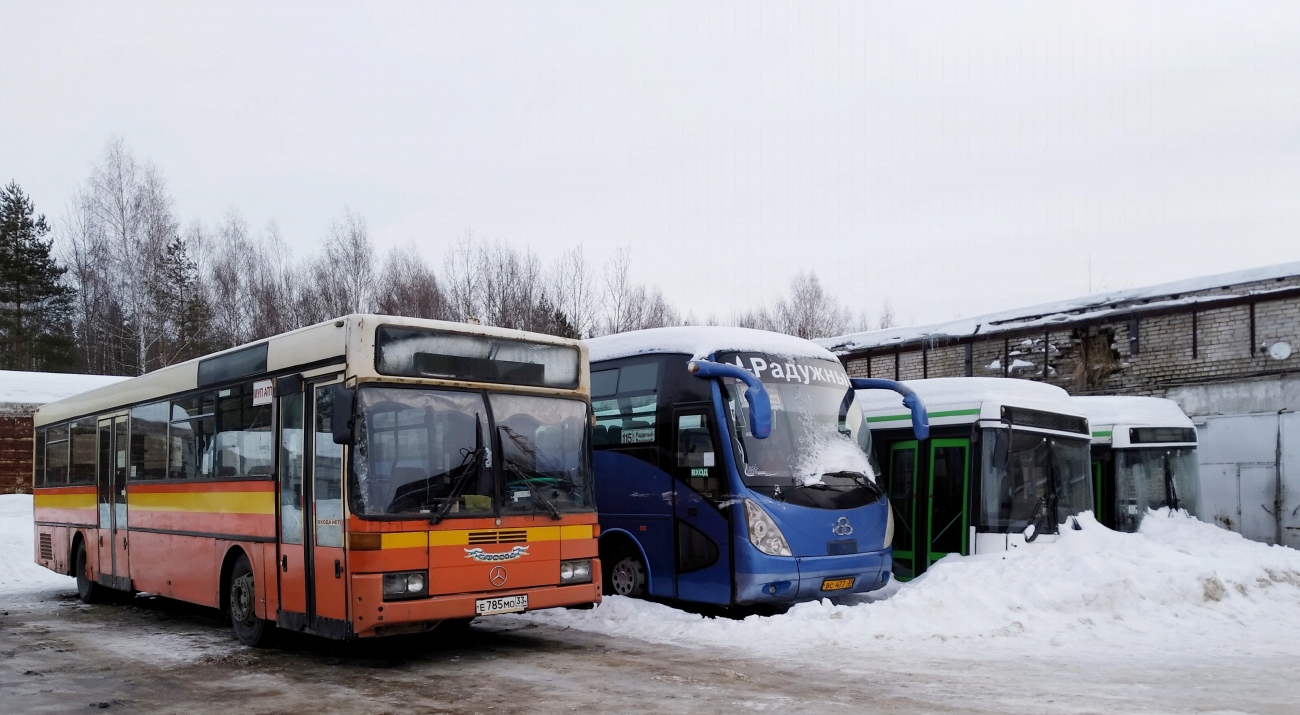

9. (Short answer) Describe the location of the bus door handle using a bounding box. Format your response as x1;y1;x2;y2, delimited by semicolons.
281;555;288;572
99;535;103;547
334;560;342;578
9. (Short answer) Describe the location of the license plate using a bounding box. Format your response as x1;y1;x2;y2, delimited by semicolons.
821;577;855;591
475;594;528;615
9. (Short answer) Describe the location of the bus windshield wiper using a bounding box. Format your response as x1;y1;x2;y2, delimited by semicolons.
1164;456;1180;513
822;470;885;498
432;415;483;525
504;461;562;520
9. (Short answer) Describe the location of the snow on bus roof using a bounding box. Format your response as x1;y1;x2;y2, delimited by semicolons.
0;371;128;407
586;326;837;363
1073;396;1193;429
817;260;1300;354
857;377;1080;415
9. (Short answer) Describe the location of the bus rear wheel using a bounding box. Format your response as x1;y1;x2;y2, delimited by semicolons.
605;548;647;598
228;553;272;647
74;539;103;604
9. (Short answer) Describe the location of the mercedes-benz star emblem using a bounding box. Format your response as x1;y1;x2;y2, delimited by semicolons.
489;566;508;587
832;516;854;536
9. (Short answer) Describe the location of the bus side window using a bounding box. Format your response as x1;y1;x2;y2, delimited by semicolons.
592;362;659;448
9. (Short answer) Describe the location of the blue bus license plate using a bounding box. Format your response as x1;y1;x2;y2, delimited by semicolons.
475;594;528;615
821;577;855;591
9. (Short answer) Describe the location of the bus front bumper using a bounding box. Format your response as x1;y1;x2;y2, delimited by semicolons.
351;575;601;638
734;549;892;604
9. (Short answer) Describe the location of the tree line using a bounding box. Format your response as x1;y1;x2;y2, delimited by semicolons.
0;138;893;376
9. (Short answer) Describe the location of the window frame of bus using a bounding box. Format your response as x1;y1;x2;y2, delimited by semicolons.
373;325;581;390
591;357;663;451
107;380;278;484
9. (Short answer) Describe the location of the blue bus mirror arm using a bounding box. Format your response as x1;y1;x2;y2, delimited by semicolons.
686;360;772;439
850;378;929;441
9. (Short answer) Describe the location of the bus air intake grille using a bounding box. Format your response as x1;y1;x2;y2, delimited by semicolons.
467;530;528;545
39;533;53;561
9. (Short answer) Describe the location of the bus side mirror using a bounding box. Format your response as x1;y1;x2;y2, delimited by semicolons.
332;387;356;445
850;379;929;441
687;360;771;439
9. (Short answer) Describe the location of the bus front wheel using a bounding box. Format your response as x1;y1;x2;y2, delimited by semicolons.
228;553;272;647
73;539;103;604
605;548;647;598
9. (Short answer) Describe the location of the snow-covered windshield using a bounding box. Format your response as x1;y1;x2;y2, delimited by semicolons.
716;352;877;499
979;429;1092;533
1113;447;1201;532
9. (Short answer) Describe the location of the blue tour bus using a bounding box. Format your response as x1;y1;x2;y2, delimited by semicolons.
588;327;928;606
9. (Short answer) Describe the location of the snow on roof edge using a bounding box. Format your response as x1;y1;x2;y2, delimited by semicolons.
819;260;1300;354
0;371;129;406
857;377;1082;416
1073;396;1194;429
586;326;838;364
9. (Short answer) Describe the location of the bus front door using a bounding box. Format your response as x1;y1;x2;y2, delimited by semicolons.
926;439;969;567
310;382;348;631
275;378;348;636
95;416;130;590
671;408;732;605
276;383;309;625
886;441;919;580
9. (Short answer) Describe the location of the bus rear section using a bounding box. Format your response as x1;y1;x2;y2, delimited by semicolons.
587;327;927;607
861;378;1094;580
31;315;601;644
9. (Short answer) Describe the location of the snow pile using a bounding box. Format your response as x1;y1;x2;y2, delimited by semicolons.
587;326;835;363
0;370;128;407
520;510;1300;660
0;494;74;597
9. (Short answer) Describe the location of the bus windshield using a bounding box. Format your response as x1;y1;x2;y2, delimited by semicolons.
1114;447;1201;528
350;386;592;517
978;429;1092;533
717;353;879;504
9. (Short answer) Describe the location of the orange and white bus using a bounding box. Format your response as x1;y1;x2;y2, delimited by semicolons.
32;315;600;644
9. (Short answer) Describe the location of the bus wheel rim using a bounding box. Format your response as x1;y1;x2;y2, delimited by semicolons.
611;560;636;595
231;572;255;624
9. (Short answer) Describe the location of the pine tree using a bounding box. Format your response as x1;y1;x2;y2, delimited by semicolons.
152;235;210;365
0;182;77;371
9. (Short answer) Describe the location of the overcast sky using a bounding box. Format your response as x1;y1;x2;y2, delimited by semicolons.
3;1;1298;332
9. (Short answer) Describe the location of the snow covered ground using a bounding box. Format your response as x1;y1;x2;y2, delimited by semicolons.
4;493;1300;712
0;494;74;598
515;510;1300;664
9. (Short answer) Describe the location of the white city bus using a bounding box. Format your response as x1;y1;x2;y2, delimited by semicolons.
860;378;1093;580
1074;396;1201;532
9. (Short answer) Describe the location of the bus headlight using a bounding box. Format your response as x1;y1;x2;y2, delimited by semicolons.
884;503;895;549
744;499;792;556
560;559;592;584
382;570;429;600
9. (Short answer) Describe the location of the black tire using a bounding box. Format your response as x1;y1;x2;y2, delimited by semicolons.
604;547;647;598
228;553;272;647
74;539;103;604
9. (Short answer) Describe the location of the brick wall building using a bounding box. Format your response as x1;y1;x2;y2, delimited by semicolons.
0;404;38;494
817;261;1300;545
